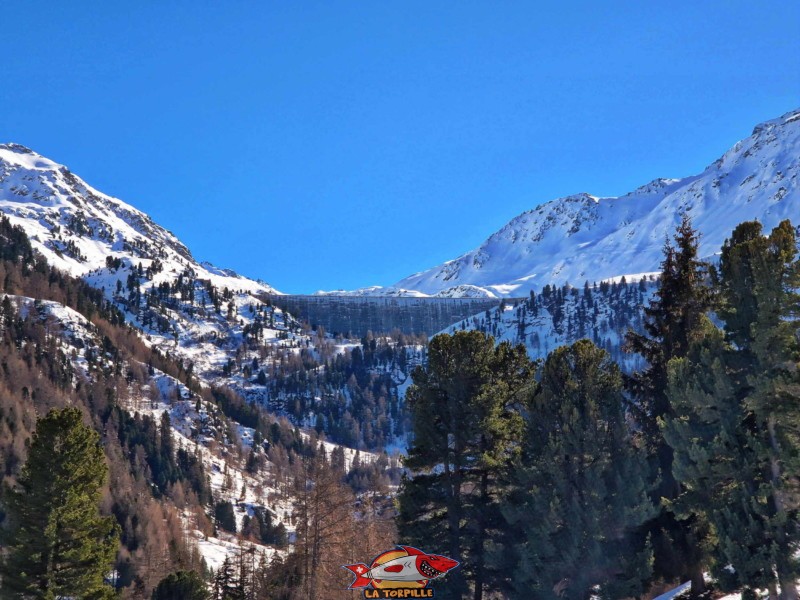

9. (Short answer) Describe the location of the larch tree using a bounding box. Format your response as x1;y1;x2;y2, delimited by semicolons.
292;447;358;600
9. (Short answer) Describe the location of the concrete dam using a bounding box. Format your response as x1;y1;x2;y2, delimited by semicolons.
267;295;505;338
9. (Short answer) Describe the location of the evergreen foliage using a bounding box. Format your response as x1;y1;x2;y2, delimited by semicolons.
0;407;119;599
241;506;287;547
457;274;655;370
152;570;209;600
665;220;800;600
215;500;237;534
624;214;712;594
504;340;653;599
398;331;535;600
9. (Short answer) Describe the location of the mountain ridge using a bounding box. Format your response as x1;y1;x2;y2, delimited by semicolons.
388;108;800;297
0;142;280;296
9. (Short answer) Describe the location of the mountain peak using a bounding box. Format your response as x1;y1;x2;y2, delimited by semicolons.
0;143;64;172
392;107;800;297
752;108;800;136
0;144;279;295
0;142;35;154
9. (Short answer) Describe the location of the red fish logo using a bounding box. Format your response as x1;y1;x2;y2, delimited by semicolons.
343;545;459;591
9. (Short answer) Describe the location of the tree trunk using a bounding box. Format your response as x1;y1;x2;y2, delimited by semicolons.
688;565;705;598
767;417;798;600
445;446;466;599
769;581;779;600
473;469;488;600
779;577;799;600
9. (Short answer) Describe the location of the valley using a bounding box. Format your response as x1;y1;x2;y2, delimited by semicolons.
0;106;798;599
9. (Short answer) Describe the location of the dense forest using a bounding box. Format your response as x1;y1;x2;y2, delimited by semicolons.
98;248;423;452
400;216;800;600
262;328;425;450
0;215;396;598
447;273;658;371
1;213;799;599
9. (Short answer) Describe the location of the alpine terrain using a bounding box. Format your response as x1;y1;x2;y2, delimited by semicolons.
392;108;800;297
0;106;799;600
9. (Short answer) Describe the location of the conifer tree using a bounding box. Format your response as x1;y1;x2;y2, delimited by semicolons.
152;570;209;600
665;220;800;600
214;500;237;534
624;214;712;595
292;449;357;600
0;407;119;599
398;331;535;600
212;557;240;600
505;340;653;599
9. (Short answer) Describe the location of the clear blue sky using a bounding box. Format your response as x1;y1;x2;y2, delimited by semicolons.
1;2;798;293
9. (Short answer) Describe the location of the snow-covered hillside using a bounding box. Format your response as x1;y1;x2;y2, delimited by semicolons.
0;143;278;296
0;143;421;454
394;108;800;297
0;143;309;391
442;276;658;370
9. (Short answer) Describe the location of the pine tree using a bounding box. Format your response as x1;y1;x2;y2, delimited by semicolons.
213;557;240;600
666;220;800;600
624;214;712;595
398;331;535;600
505;340;653;599
214;500;237;534
664;318;771;598
0;407;119;599
152;570;209;599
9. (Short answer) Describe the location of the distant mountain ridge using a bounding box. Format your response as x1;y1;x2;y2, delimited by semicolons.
314;283;498;298
391;108;800;297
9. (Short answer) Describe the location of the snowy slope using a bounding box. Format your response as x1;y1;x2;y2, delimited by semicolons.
394;108;800;297
315;284;497;298
0;143;307;387
0;142;418;454
0;143;279;296
5;290;305;569
442;277;658;371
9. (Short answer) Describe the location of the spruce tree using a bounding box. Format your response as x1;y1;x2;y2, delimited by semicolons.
505;340;653;599
624;214;712;595
0;407;119;599
398;331;535;600
214;500;237;534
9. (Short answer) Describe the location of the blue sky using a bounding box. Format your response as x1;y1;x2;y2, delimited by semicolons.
1;2;798;293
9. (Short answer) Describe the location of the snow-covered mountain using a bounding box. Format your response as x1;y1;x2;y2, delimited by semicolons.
0;143;279;296
0;143;419;453
315;284;497;298
0;143;298;386
0;147;403;574
394;108;800;297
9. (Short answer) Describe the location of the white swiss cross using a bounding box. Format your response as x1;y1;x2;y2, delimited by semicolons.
356;566;365;573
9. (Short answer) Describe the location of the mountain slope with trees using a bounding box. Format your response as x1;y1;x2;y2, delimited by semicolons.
0;215;395;598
